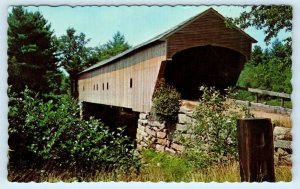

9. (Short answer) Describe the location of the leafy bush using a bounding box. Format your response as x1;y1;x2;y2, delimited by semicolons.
8;87;139;172
152;79;181;122
175;86;247;168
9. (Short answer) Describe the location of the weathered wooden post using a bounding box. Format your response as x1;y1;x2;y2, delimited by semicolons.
237;118;275;182
280;98;285;107
255;93;259;103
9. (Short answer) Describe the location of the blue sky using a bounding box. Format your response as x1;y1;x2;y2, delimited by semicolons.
23;5;290;50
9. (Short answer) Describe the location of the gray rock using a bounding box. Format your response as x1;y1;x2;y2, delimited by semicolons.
171;143;184;152
275;148;292;166
137;124;145;132
179;104;195;115
139;113;148;120
178;113;193;124
138;119;148;126
146;127;156;137
274;127;292;141
274;140;292;150
165;147;176;154
156;144;165;152
140;141;148;147
176;123;188;131
157;138;167;146
157;131;167;139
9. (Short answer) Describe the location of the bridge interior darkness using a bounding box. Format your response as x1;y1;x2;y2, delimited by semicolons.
164;45;246;99
81;102;139;142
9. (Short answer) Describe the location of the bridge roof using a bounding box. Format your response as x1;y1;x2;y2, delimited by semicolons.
79;8;256;75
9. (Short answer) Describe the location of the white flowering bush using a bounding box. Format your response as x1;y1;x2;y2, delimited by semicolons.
8;87;139;172
176;86;246;168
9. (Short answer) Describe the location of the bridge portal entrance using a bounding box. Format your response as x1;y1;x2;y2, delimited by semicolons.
164;45;246;99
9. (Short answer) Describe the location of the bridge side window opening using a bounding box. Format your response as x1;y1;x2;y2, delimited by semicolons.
130;78;133;88
107;82;109;90
83;86;84;91
102;83;104;90
96;84;98;91
93;84;95;91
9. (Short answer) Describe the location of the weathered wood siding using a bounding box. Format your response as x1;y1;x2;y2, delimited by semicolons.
78;42;166;112
166;10;252;60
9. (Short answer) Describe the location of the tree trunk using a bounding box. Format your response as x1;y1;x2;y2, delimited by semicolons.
70;74;78;99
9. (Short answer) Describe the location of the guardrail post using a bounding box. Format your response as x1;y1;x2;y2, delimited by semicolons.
255;93;259;103
237;118;275;182
280;98;285;107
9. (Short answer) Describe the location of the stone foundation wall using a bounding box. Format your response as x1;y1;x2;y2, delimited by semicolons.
136;112;186;154
136;105;197;154
273;126;292;166
136;107;292;165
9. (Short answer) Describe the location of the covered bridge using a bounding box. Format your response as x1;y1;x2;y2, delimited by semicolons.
77;8;257;113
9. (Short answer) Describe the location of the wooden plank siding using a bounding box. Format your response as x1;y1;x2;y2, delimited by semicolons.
77;8;256;113
166;10;252;60
78;42;166;112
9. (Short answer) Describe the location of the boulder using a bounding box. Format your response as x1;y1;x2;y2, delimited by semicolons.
157;131;167;139
139;113;148;120
178;113;193;124
275;148;292;166
138;119;148;126
137;124;145;132
157;138;167;146
146;127;156;137
176;123;188;131
165;147;176;154
156;144;165;152
171;143;184;152
273;126;292;141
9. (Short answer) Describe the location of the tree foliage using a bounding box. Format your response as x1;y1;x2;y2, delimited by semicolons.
234;5;292;43
233;6;292;94
238;40;292;93
88;31;131;66
8;6;62;94
56;28;91;97
152;79;181;122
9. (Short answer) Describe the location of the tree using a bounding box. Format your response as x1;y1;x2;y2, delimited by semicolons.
234;5;292;44
88;31;131;66
8;6;61;94
56;28;91;98
235;6;292;93
238;41;292;93
250;45;264;66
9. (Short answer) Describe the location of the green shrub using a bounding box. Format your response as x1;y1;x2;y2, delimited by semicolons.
8;87;139;172
235;90;255;102
152;79;181;122
175;86;247;169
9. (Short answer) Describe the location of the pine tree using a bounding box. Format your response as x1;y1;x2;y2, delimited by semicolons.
8;6;61;93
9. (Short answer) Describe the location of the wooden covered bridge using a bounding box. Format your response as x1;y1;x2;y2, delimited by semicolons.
77;8;256;113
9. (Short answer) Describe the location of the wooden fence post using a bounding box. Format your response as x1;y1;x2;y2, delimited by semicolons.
237;118;275;182
255;93;259;103
280;98;285;107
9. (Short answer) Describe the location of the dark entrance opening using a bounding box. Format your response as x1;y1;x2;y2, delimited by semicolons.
164;45;246;99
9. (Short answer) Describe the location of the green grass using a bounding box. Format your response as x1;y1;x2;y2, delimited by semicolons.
8;149;292;182
263;99;292;109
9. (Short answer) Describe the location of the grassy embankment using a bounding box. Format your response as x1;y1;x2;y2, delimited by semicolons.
8;149;292;182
